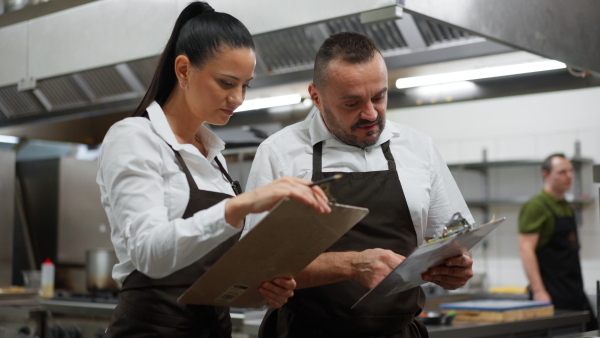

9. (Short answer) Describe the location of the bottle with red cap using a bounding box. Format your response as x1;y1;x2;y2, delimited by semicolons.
40;258;55;298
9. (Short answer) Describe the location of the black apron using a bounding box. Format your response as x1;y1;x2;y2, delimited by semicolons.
534;200;598;331
260;140;427;338
105;148;242;337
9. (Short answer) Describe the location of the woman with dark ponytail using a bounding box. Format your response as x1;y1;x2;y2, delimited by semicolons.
97;2;331;336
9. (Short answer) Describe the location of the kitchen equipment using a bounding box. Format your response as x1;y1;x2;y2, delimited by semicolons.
418;310;456;325
85;249;120;292
21;270;41;291
439;299;554;323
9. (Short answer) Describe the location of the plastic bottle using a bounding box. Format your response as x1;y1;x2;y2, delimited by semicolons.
40;258;55;298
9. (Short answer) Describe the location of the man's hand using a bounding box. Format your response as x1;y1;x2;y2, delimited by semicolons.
351;249;405;289
421;253;473;290
532;289;552;302
259;278;296;308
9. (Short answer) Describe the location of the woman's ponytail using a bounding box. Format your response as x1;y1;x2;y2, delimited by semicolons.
131;2;217;116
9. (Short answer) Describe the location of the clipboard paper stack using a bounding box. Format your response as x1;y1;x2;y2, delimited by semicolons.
178;198;369;308
352;217;506;309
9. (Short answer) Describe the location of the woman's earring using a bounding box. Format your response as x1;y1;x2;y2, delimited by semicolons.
180;81;187;89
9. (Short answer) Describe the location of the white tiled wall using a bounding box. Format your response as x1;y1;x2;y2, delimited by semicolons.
388;86;600;296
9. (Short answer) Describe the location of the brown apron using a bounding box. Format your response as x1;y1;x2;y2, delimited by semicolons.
105;148;241;337
260;140;427;338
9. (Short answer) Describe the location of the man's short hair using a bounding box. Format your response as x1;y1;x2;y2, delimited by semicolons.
541;153;567;173
313;32;381;89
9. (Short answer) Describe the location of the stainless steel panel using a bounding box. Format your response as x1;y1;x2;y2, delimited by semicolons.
36;76;89;111
58;158;111;264
0;149;16;286
215;0;398;35
0;85;45;118
0;22;27;87
28;0;184;81
401;0;600;72
127;56;159;89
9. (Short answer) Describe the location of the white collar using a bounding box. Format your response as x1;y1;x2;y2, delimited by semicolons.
146;101;225;155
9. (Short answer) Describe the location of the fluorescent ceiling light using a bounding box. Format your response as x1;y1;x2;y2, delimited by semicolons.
236;94;302;112
0;135;19;144
395;60;566;89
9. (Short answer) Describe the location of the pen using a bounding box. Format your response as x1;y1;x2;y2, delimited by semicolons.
308;174;344;187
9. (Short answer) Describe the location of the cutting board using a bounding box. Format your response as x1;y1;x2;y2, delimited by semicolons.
439;299;554;322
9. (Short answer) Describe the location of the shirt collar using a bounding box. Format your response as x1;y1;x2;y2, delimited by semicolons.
308;108;397;147
540;189;568;204
146;101;225;154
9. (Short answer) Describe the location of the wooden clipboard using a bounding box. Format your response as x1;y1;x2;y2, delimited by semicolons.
352;217;506;309
178;197;369;308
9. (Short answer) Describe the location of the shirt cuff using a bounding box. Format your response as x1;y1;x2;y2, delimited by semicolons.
192;198;241;237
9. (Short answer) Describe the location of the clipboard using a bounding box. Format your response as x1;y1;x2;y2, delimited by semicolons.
178;197;369;308
352;217;506;309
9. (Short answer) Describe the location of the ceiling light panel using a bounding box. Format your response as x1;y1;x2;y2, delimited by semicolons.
395;60;566;89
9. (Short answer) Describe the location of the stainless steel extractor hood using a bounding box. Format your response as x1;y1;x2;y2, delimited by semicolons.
0;0;516;136
0;0;597;143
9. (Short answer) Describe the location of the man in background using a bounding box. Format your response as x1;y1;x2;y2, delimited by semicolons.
519;153;597;331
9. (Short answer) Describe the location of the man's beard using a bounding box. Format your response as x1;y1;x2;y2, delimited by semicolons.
322;105;385;149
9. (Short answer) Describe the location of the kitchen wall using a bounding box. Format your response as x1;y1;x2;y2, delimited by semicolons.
387;86;600;296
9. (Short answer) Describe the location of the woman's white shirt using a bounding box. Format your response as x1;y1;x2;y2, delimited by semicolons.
96;102;240;284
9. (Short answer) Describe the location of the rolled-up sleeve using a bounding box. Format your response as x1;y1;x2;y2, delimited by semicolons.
426;139;473;238
242;143;286;237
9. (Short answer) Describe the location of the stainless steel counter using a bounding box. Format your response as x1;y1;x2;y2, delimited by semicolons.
40;299;116;318
427;310;589;338
240;310;590;338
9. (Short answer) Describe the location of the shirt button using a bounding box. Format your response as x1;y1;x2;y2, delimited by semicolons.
365;147;369;152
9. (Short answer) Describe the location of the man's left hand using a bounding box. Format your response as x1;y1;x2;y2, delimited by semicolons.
421;253;473;290
259;278;296;308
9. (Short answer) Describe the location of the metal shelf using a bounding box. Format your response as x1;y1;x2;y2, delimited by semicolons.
447;143;594;224
448;157;593;171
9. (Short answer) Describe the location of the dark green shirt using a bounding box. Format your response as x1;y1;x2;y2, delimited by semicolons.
518;190;574;249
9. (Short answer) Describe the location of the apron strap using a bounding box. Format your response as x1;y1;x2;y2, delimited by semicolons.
172;149;200;191
313;141;323;174
214;157;243;196
380;141;396;171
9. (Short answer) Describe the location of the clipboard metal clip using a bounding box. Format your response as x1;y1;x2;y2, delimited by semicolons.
321;182;337;203
427;212;473;244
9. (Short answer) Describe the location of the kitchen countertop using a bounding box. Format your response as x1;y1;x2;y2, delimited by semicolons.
240;310;590;338
37;295;591;338
39;299;251;333
427;310;589;338
40;299;116;318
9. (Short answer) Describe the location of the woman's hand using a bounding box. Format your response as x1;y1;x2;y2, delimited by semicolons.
225;176;331;227
258;278;296;308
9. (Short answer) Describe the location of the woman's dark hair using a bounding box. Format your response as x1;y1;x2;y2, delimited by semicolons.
132;1;254;116
313;32;381;89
